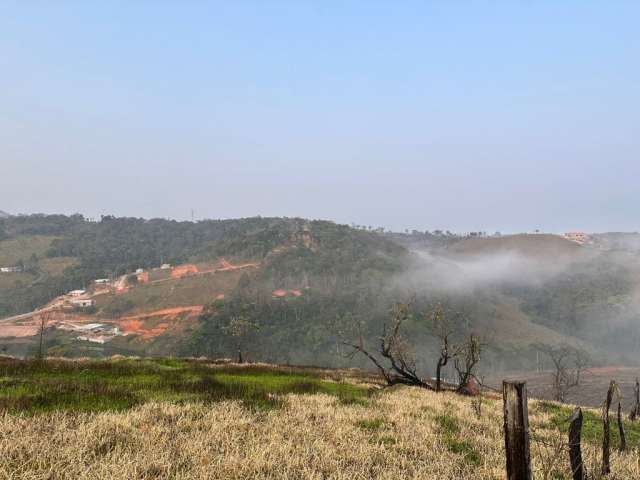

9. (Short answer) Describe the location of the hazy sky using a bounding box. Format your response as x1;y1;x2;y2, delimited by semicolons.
2;2;638;233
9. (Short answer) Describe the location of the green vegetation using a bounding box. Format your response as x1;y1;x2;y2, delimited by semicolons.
535;401;640;450
434;413;481;466
356;417;385;431
101;297;135;317
0;358;369;414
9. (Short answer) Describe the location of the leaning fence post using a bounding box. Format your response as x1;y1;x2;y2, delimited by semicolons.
568;407;584;480
602;380;614;476
503;381;532;480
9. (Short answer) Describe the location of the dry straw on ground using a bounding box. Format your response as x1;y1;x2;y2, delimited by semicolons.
0;387;637;479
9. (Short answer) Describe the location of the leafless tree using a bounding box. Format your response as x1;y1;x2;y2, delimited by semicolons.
223;315;259;363
340;303;434;389
430;303;461;392
536;344;590;402
36;312;50;360
454;334;483;394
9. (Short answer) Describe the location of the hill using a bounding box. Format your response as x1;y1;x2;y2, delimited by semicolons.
445;233;582;258
0;215;409;364
0;358;637;479
2;216;640;371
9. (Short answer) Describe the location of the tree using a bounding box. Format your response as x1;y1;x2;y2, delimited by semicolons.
454;334;483;395
430;303;461;392
536;344;590;402
223;315;259;363
36;312;50;360
339;303;434;389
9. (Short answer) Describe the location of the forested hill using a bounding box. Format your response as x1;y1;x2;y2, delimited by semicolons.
2;214;640;370
0;214;408;318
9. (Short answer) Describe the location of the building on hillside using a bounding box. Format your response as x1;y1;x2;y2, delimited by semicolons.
68;289;86;297
563;232;591;245
135;268;144;274
160;263;171;270
0;266;22;273
70;298;95;308
94;278;110;285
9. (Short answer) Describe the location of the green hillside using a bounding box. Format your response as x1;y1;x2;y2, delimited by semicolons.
2;215;640;371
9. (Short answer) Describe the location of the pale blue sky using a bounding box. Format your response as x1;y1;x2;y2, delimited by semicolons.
1;1;638;233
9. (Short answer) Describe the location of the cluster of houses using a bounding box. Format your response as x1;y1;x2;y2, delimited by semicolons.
58;322;121;344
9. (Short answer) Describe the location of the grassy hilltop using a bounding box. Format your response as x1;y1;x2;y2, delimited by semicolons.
0;358;638;479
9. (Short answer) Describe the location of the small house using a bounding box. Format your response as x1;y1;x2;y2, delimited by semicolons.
71;298;95;308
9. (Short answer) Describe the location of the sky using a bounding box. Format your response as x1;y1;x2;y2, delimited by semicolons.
1;1;639;233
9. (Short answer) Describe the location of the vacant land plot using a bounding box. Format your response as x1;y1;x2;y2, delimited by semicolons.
0;359;637;479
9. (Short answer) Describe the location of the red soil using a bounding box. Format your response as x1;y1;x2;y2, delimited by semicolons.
272;289;303;298
137;271;150;284
218;258;259;272
116;306;204;339
171;264;199;279
0;325;39;338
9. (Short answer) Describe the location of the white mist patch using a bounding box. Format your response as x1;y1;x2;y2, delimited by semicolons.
397;249;575;293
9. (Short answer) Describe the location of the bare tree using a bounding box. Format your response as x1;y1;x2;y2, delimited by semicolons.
36;312;50;360
340;303;434;389
430;303;461;392
223;315;259;363
536;344;590;402
454;334;483;395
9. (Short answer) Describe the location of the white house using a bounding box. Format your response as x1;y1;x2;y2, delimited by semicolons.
0;266;22;273
94;278;110;285
71;298;95;308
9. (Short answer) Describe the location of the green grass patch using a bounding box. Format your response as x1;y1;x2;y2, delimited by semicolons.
434;413;481;466
356;417;385;431
371;435;397;446
0;358;369;414
535;400;640;450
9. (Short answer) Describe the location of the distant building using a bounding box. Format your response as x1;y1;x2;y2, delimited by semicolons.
160;263;171;270
94;278;110;285
68;289;86;297
0;266;22;273
135;268;144;274
563;232;591;245
71;298;95;308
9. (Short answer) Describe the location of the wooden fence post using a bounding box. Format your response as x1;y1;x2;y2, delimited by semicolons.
602;380;614;476
617;401;626;452
503;381;532;480
568;407;584;480
630;377;640;421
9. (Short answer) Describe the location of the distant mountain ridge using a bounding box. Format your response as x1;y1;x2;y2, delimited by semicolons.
0;210;10;218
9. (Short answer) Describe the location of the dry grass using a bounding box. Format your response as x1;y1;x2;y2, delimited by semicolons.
0;385;638;479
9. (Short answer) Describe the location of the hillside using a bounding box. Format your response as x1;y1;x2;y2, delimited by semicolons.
0;215;409;363
2;216;640;371
0;358;637;479
445;233;582;258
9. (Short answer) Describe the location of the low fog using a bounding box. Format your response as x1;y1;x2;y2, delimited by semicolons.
390;239;640;369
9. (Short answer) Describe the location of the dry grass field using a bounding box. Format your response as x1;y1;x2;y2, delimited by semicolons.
0;359;638;479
